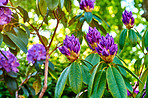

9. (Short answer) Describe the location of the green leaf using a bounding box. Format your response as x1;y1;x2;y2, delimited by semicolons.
139;68;148;92
39;0;47;16
135;31;142;40
13;27;28;46
80;65;91;84
7;71;18;78
0;70;3;75
142;30;147;52
144;30;148;49
48;61;54;70
46;0;59;10
75;13;83;20
64;0;72;13
113;56;127;77
91;71;106;98
134;58;142;75
33;78;41;95
34;61;40;72
93;14;102;23
106;66;127;98
4;75;18;95
144;55;148;68
26;84;35;96
0;32;3;46
19;23;30;38
116;64;143;84
119;29;127;50
128;29;137;47
55;67;69;98
123;77;133;92
88;64;100;97
145;77;148;97
69;62;82;94
48;68;58;80
40;35;48;46
6;32;27;53
84;53;100;70
84;12;93;23
17;6;29;22
21;86;29;97
3;35;16;50
68;16;76;26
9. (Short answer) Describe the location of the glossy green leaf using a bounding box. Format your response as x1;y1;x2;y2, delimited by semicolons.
69;62;82;94
84;12;93;23
39;0;47;16
106;66;127;98
139;68;148;92
144;30;148;49
21;86;29;97
93;14;102;23
113;56;127;77
144;55;148;68
13;27;28;46
64;0;72;13
19;23;30;38
79;17;85;23
119;29;127;49
3;35;16;50
88;64;99;97
134;58;142;75
91;71;106;98
84;53;100;70
55;67;69;98
6;32;27;53
135;31;142;40
128;29;137;47
46;0;59;10
17;6;29;22
80;65;91;84
75;13;83;20
7;71;18;78
4;75;18;95
34;61;40;72
123;77;133;92
0;32;3;46
116;64;143;84
48;61;54;70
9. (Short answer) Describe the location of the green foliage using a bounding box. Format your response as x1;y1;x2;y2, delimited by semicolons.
119;29;127;50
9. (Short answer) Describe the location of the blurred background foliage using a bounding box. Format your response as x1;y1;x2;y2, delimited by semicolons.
0;0;147;97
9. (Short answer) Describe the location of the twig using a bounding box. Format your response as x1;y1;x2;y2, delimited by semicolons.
49;43;63;56
137;41;146;55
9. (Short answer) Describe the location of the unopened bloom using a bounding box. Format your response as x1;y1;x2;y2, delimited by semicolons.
95;33;118;63
122;10;134;29
0;0;8;6
80;0;95;12
0;50;20;73
59;35;80;62
146;47;148;51
27;44;46;64
86;27;101;51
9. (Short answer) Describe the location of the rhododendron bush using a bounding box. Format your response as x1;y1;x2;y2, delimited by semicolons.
0;0;148;98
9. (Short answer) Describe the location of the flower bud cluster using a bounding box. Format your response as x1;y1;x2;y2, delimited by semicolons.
27;44;46;64
80;0;95;12
122;10;134;29
0;0;12;25
59;35;81;62
86;27;118;63
0;50;20;73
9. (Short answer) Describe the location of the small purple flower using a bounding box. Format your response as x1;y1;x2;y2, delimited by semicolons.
86;27;101;51
27;44;46;64
0;50;20;73
122;10;134;29
95;33;118;63
59;35;81;62
80;0;95;12
0;0;8;6
146;47;148;51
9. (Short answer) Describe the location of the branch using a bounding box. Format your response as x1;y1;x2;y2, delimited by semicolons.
49;43;63;56
39;49;49;98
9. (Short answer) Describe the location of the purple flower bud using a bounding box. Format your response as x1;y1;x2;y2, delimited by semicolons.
0;7;12;25
86;27;101;50
0;0;8;6
0;50;20;73
80;0;95;12
95;33;118;63
27;44;46;64
122;10;134;29
146;47;148;51
59;35;81;62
